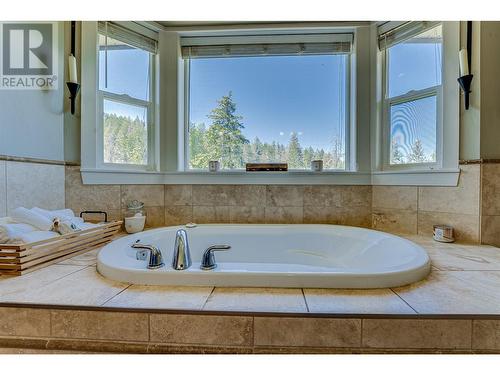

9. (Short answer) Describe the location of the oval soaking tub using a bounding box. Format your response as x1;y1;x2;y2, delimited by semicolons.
97;224;431;288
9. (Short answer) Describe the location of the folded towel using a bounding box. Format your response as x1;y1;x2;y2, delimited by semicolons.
10;207;53;231
32;207;80;222
0;223;38;243
2;207;101;243
4;230;59;244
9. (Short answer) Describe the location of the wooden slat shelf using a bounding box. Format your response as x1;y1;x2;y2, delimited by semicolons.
0;221;122;276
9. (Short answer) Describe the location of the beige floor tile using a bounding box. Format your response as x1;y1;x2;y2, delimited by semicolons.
303;289;415;314
0;267;129;306
0;264;86;299
449;270;500;298
393;271;500;314
203;287;307;313
426;246;500;271
149;314;253;346
362;319;471;349
472;320;500;350
0;307;51;337
254;317;361;347
57;248;101;266
104;285;213;310
51;310;149;341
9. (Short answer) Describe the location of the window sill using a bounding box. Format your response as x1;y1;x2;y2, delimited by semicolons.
80;168;460;186
81;168;371;185
371;168;460;186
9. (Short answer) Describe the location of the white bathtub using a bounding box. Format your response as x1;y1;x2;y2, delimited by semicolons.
97;224;431;288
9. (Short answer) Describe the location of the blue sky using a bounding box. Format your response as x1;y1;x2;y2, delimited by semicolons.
99;30;442;159
189;55;347;150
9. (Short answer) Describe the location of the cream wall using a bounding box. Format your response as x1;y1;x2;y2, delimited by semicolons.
0;21;68;214
459;21;500;160
0;22;66;162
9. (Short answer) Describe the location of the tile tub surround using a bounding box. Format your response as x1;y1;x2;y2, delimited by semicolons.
0;236;498;353
372;164;481;242
0;160;65;217
481;163;500;247
66;167;373;227
0;307;497;353
66;164;491;244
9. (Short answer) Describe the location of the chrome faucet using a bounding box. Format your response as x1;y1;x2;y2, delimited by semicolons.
131;243;164;269
172;229;191;270
200;245;231;270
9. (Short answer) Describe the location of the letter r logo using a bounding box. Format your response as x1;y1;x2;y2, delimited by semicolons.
2;23;53;75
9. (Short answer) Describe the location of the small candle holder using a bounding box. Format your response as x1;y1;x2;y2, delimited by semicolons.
457;74;473;110
66;81;80;115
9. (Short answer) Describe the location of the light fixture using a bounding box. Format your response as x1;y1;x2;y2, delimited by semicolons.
66;21;80;115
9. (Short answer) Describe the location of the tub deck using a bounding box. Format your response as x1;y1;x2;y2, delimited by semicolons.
0;234;499;353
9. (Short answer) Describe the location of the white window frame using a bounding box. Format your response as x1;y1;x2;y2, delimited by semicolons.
82;22;158;172
381;24;443;171
80;22;459;186
372;21;460;185
181;39;352;172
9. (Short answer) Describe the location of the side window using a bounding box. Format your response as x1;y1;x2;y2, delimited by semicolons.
384;24;442;166
97;23;156;167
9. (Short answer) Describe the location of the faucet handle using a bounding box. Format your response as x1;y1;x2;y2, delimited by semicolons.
201;245;231;270
131;243;164;269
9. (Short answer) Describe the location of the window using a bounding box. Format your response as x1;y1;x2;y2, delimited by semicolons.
381;23;442;167
97;22;156;168
182;34;352;171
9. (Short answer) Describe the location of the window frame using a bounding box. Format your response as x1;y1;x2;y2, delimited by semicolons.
380;24;444;171
80;22;460;186
181;39;352;172
95;27;157;171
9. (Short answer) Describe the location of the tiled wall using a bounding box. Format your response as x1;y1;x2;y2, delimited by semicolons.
481;164;500;247
65;164;499;245
0;306;498;353
65;166;372;227
372;165;481;243
0;161;65;217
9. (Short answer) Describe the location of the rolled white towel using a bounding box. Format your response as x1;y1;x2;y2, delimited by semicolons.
0;223;38;243
10;207;53;231
8;230;59;244
32;207;79;221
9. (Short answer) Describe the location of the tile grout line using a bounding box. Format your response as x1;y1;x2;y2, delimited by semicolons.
470;318;474;350
99;283;133;307
360;317;364;348
300;289;310;313
390;288;419;314
416;186;420;235
200;287;216;310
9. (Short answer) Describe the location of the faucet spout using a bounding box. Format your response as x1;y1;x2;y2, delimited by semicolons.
172;229;191;270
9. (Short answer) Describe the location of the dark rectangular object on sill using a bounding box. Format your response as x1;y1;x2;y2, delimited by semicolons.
246;163;288;172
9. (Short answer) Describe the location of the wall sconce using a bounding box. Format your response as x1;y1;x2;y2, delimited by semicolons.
458;21;473;110
66;21;80;115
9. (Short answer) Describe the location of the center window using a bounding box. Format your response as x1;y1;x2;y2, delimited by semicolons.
182;35;352;171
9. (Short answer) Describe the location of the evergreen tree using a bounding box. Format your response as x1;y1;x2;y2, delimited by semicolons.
189;123;207;169
193;92;249;169
103;113;147;165
391;139;405;164
287;133;303;168
330;137;344;169
252;137;263;162
407;139;426;163
303;146;314;169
